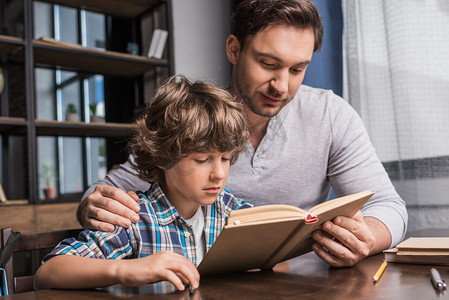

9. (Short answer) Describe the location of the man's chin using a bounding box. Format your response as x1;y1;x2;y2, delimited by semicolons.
251;105;283;118
241;93;285;117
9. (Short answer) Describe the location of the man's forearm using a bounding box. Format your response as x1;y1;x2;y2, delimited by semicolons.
364;216;392;255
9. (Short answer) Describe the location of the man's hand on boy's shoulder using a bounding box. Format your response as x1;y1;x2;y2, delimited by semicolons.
77;184;141;232
311;211;391;267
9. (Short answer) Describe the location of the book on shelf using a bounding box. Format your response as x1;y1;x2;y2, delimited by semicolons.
197;190;374;275
147;29;168;59
0;182;6;202
384;237;449;265
0;182;28;205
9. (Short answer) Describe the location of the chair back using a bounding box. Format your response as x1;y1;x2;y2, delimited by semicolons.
1;227;82;294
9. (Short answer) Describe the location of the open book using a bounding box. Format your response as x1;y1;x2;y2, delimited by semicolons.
384;237;449;265
198;190;374;275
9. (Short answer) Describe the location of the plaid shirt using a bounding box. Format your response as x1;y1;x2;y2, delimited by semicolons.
43;183;252;266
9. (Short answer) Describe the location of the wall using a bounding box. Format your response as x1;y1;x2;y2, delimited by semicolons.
168;1;448;233
171;0;232;87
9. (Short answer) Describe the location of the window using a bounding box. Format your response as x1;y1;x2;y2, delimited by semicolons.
34;1;107;200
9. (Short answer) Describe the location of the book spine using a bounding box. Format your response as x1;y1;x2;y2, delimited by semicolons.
153;30;168;59
147;29;162;58
261;222;316;269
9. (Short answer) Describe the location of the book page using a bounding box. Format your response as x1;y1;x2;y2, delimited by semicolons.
384;248;449;265
396;237;449;251
309;190;375;216
226;205;307;226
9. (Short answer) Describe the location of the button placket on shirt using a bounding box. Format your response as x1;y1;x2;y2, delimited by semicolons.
251;155;260;175
175;218;196;263
251;116;277;174
178;219;194;239
251;148;261;174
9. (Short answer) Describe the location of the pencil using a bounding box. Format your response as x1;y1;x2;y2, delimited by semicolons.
373;261;387;283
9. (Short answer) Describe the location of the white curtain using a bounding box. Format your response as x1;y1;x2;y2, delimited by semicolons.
342;1;449;231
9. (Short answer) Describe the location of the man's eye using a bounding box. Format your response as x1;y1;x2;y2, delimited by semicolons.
222;157;231;161
291;68;303;74
261;61;275;67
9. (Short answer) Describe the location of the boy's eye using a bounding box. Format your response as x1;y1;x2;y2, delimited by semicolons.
195;159;208;163
222;157;231;161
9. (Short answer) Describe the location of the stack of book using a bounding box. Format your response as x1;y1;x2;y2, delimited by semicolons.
384;237;449;265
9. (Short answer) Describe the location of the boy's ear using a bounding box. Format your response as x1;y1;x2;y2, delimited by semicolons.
157;165;166;170
226;34;241;65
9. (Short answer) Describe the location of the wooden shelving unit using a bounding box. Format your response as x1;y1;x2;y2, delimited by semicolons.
1;35;168;76
32;38;168;76
0;0;173;212
0;35;24;56
34;120;137;137
0;117;27;134
41;0;159;17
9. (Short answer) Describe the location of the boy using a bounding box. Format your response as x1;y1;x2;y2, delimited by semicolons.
34;75;252;291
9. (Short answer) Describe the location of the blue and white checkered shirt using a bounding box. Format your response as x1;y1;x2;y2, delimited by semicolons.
43;183;252;266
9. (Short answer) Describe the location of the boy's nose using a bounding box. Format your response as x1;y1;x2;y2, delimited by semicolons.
210;163;225;181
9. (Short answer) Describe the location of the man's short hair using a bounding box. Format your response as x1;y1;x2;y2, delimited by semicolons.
231;0;323;52
128;75;249;185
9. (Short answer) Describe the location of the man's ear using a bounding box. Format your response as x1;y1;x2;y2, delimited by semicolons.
226;34;241;65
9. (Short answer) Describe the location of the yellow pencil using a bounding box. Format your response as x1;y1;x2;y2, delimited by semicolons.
373;261;387;283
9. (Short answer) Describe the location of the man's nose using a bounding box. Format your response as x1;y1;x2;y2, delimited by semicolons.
270;69;289;96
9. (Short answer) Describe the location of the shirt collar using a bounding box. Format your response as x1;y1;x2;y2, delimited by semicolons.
144;182;183;226
141;183;228;227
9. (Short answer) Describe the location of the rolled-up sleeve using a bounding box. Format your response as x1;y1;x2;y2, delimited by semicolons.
42;227;133;263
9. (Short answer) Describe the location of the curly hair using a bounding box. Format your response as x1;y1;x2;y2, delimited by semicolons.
128;75;249;185
231;0;323;52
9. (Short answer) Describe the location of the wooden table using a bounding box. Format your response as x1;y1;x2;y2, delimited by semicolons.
2;251;448;299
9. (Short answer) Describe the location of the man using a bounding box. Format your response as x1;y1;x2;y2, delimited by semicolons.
78;0;407;268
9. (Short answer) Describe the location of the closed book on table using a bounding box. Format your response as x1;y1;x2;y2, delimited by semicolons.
198;190;374;275
384;237;449;265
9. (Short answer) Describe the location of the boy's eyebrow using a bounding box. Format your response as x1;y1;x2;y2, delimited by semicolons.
255;51;311;67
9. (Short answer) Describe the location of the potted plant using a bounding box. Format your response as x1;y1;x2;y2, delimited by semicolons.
89;103;105;123
66;103;79;122
41;164;56;199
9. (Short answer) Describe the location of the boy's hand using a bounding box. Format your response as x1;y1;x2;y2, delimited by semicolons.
77;184;141;232
115;251;200;291
311;211;389;267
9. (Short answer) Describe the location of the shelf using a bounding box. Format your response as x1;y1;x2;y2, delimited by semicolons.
41;0;159;17
0;117;27;134
1;0;171;205
35;120;137;138
0;35;24;57
32;38;167;76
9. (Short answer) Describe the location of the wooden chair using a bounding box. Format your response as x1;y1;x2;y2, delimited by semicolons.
1;227;82;294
